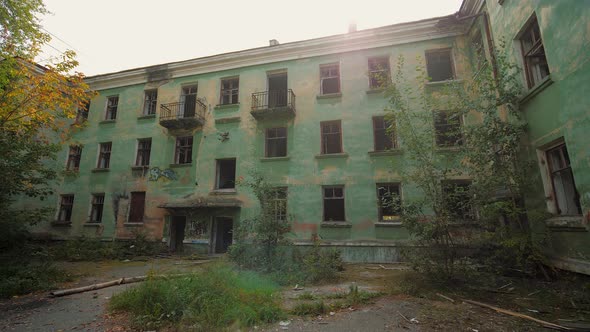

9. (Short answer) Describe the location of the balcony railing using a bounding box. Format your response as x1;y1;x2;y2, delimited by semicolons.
159;99;207;129
251;89;296;119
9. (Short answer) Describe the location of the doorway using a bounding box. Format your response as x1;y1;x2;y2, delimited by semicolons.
169;216;186;253
267;72;287;108
212;217;233;254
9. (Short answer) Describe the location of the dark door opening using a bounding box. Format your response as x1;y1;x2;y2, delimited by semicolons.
214;217;233;253
169;216;186;253
268;73;287;107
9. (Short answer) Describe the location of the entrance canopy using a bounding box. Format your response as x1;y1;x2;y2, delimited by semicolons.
158;196;242;211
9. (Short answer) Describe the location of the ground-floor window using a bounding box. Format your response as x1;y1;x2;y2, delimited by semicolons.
377;183;401;221
441;180;475;221
546;143;582;215
323;186;345;222
58;195;74;223
128;192;146;223
90;194;105;223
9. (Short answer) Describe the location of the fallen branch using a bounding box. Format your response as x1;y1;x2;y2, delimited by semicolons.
463;299;571;331
436;293;455;303
397;311;411;323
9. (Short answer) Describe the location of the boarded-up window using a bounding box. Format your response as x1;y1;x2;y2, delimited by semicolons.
519;15;550;88
90;194;104;223
320;64;340;95
377;183;401;221
442;180;475;221
368;57;390;89
433;111;462;147
136;138;152;166
546;144;582;215
321;120;342;154
97;142;112;169
58;195;74;223
216;159;236;189
105;96;118;120
175;136;193;164
128;192;146;223
373;116;396;151
143;90;158;115
220;77;239;105
425;49;454;82
66;146;82;171
265;127;287;158
323;186;345;222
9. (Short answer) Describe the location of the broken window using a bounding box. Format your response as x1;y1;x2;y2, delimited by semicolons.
373;116;396;151
519;15;550;88
320;64;340;95
265;127;287;158
323;186;345;222
321;120;342;154
377;183;401;221
97;142;112;169
368;57;390;89
425;49;455;82
442;180;475;221
75;101;90;123
269;187;288;222
180;85;198;118
90;194;104;223
135;138;152;166
216;158;236;190
174;136;193;164
66;145;82;171
220;77;239;105
105;96;118;120
58;194;74;223
128;192;146;223
143;90;158;115
433;111;463;147
546;144;582;215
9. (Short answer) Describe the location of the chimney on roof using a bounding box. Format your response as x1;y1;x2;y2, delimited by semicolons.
269;39;279;46
348;22;357;33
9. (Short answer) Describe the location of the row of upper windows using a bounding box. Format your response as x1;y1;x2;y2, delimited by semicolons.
66;111;462;171
76;49;457;122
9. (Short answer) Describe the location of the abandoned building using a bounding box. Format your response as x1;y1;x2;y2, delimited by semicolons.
17;0;590;274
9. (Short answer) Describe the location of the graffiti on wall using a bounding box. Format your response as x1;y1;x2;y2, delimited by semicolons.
148;167;178;182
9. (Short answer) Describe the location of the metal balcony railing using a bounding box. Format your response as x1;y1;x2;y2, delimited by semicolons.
251;89;296;114
159;99;207;128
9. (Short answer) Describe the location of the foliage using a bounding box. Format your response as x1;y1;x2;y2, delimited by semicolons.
109;263;285;330
299;241;343;283
50;234;166;261
291;301;328;316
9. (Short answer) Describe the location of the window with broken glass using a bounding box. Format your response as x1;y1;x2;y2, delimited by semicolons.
433;111;463;147
66;145;82;171
174;136;193;164
135;138;152;166
546;144;582;215
57;195;74;223
128;192;146;223
321;120;342;154
220;77;239;105
442;180;475;221
97;142;112;169
519;15;550;88
89;194;105;223
143;90;158;115
268;187;288;222
368;57;390;89
216;158;237;190
75;101;90;123
373;116;396;151
105;96;118;120
323;186;345;222
320;64;340;95
377;183;401;221
265;127;287;158
425;49;455;82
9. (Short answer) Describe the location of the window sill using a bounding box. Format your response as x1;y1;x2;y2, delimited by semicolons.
375;221;403;227
137;114;156;120
214;103;240;110
520;75;553;105
425;79;463;87
124;222;144;227
83;222;102;227
321;222;352;228
99;120;116;124
91;168;110;173
260;156;290;162
366;88;387;94
316;93;342;100
368;149;403;156
215;116;241;124
315;152;349;159
169;163;192;168
131;165;149;170
51;221;72;227
546;216;587;232
210;189;237;195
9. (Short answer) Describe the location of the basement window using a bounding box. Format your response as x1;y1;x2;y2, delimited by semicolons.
373;116;396;151
58;195;74;223
216;158;236;190
323;186;345;222
66;145;82;171
89;194;105;223
425;49;455;82
135;138;152;166
442;180;475;221
128;192;146;223
143;90;158;115
105;96;118;120
220;77;239;105
321;120;343;154
377;183;401;221
174;136;193;164
97;142;112;169
265;127;287;158
320;63;340;95
519;15;550;88
368;57;390;89
546;144;582;215
433;111;463;147
270;187;288;222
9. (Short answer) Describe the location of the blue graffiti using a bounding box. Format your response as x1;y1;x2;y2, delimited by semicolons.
148;167;178;181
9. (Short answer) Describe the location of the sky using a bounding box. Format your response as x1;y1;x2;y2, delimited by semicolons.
38;0;464;76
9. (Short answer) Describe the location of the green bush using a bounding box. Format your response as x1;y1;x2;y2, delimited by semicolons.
291;301;328;316
50;234;166;261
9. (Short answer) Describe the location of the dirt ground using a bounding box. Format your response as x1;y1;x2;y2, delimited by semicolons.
1;259;587;331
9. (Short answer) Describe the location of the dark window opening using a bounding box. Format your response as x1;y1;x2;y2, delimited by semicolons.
76;101;90;123
269;187;288;222
520;15;550;88
175;136;193;164
434;111;462;147
373;116;396;151
143;90;158;115
105;96;118;120
67;146;82;171
268;72;288;108
321;120;342;154
323;186;345;222
368;57;390;89
320;64;340;95
377;183;401;221
136;138;152;166
442;180;475;221
216;159;236;190
546;144;582;215
181;85;198;118
97;142;112;169
426;49;455;82
265;127;287;157
58;195;74;223
90;194;104;223
128;192;146;223
220;77;239;105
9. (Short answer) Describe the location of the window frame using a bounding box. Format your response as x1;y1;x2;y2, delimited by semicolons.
265;127;288;158
128;191;146;224
75;101;90;123
376;183;402;222
372;116;396;151
174;136;193;165
215;158;237;190
143;89;158;116
135;138;152;167
57;194;74;223
322;185;346;222
89;193;105;223
433;110;463;147
425;48;455;82
269;187;288;222
545;143;582;216
518;14;550;89
319;63;341;95
368;56;391;89
66;145;82;171
320;120;343;154
105;95;119;120
97;142;112;169
220;77;239;105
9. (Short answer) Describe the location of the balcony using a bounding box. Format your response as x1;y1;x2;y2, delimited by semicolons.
251;89;296;119
159;99;206;130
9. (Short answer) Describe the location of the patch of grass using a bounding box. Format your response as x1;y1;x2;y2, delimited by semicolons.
50;234;165;261
109;263;285;330
297;291;316;300
291;301;328;316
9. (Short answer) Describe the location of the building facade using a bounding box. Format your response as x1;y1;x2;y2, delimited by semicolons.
19;0;590;271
